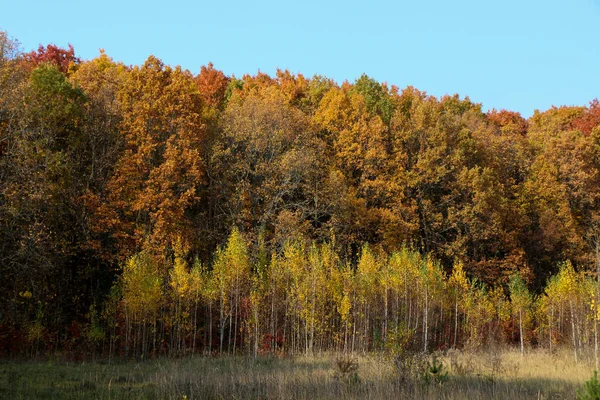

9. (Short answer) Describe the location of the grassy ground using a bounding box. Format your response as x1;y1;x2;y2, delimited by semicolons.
0;348;594;399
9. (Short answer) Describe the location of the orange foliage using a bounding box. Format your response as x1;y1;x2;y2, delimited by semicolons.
195;62;229;110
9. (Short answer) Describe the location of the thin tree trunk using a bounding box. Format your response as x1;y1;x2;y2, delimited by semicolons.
271;289;275;352
454;299;458;349
282;297;288;354
344;319;348;353
125;309;130;358
595;239;600;370
153;317;157;356
383;288;388;348
233;288;238;354
254;302;259;360
424;287;428;353
193;298;198;354
219;298;225;355
519;308;524;357
571;300;578;364
310;277;316;355
208;300;213;356
549;304;553;352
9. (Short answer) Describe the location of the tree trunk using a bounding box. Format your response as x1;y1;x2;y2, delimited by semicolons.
383;287;388;347
454;298;458;349
571;300;578;364
519;308;524;357
424;286;429;353
219;297;225;355
192;298;198;354
595;239;600;370
549;304;553;352
254;302;259;360
208;300;213;356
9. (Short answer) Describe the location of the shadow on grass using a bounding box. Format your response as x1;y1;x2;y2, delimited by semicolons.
0;357;583;400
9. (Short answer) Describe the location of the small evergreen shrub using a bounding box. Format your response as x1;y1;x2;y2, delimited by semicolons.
578;371;600;400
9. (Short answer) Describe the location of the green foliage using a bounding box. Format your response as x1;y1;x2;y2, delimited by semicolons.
424;356;449;385
578;371;600;400
394;351;428;384
352;73;394;124
395;352;449;386
385;322;415;356
85;304;106;344
225;76;244;102
4;27;600;359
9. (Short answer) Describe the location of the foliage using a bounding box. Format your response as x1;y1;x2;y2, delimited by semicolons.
424;356;449;384
2;27;600;358
121;251;162;322
334;355;361;386
578;371;600;400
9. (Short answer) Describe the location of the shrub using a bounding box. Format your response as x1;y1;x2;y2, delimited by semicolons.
578;371;600;400
424;356;448;385
334;355;361;386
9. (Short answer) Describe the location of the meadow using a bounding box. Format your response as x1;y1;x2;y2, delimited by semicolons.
0;348;594;399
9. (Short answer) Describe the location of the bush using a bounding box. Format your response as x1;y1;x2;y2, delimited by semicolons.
578;371;600;400
424;356;448;385
334;355;361;386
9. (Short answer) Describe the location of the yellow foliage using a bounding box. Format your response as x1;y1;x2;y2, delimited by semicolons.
122;251;163;322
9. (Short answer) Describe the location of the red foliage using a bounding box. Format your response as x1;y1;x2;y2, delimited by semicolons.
0;325;27;357
260;330;285;354
23;43;80;74
486;109;528;136
571;99;600;135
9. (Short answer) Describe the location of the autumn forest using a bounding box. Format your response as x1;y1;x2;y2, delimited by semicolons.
2;30;600;363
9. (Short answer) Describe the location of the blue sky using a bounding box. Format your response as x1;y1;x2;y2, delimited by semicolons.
3;0;599;117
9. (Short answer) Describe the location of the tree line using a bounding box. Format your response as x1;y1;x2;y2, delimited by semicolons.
1;29;600;359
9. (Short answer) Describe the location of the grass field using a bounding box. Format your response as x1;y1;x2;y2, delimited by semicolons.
0;348;594;399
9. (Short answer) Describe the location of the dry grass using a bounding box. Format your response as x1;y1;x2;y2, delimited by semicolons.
0;348;594;399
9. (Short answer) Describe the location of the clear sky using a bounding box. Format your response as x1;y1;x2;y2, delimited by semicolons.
2;0;599;117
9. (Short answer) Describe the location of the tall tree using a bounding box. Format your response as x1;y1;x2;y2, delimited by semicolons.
96;56;207;261
213;87;329;247
1;63;88;334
